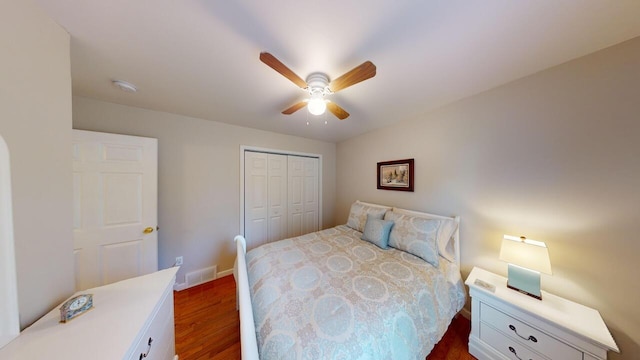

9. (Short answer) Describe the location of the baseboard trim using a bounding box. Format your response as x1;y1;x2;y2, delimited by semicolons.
218;268;233;278
174;267;234;291
173;282;188;291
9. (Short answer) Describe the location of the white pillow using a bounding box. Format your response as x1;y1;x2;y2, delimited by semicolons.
392;207;458;263
346;201;391;232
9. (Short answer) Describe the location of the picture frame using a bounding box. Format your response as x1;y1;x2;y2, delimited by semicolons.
377;159;414;191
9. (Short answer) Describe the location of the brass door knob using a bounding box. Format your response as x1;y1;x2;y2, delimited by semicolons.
143;227;154;234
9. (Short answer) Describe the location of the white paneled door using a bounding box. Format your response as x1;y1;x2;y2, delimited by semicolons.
244;152;288;250
287;156;304;237
302;157;319;234
244;150;319;250
72;130;158;291
268;154;288;243
287;156;319;237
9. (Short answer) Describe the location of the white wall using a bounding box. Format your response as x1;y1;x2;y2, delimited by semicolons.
0;0;74;329
336;37;640;359
72;97;336;284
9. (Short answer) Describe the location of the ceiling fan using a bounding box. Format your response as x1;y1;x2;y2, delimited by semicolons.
260;52;376;120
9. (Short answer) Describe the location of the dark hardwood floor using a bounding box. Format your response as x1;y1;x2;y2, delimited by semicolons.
174;275;475;360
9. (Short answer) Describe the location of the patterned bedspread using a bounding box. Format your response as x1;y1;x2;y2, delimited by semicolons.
246;225;466;360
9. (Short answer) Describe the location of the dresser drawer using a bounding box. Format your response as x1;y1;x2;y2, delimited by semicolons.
129;289;174;360
480;322;548;360
480;303;581;360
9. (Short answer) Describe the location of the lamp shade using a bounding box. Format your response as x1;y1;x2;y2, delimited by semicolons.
499;235;552;274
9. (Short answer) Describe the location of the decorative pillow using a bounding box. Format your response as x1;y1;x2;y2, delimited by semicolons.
346;201;390;232
384;211;440;267
392;207;458;263
361;214;395;249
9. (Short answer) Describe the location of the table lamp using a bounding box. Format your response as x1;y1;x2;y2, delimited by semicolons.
499;235;552;300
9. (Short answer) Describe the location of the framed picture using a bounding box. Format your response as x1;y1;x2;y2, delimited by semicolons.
377;159;414;192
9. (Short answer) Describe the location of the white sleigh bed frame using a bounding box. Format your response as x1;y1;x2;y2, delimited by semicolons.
234;212;461;360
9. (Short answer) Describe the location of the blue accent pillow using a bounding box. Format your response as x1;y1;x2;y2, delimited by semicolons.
361;214;395;249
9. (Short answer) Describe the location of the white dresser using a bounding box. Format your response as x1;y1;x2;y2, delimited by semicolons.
465;267;618;360
0;267;178;360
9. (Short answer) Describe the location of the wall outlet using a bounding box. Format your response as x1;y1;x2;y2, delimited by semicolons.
175;256;183;266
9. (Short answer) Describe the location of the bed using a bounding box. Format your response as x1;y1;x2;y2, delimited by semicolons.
234;201;466;359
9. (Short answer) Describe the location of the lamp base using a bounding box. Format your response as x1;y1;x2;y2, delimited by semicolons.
507;264;542;300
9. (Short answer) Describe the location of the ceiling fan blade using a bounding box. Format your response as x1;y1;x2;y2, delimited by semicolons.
329;61;376;93
260;52;307;89
282;101;307;115
327;102;350;120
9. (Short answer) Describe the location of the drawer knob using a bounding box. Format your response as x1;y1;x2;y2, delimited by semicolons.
509;324;538;342
139;337;153;360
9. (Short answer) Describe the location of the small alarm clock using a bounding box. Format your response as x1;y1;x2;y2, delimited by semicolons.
59;294;93;323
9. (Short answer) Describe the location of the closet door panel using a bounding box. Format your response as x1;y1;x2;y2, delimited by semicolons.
245;152;268;250
303;157;319;234
287;156;305;238
267;154;287;243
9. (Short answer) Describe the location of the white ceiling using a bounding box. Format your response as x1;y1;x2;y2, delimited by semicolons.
35;0;640;143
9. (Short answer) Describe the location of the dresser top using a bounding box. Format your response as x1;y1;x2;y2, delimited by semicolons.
0;267;178;359
465;266;618;352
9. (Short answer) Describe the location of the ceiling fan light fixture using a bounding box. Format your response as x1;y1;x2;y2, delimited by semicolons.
260;52;375;120
307;94;326;116
306;73;329;116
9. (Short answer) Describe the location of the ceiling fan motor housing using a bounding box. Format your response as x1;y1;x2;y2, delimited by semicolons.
306;72;331;96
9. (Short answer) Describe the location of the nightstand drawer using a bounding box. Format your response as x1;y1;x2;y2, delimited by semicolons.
480;303;581;360
480;322;548;360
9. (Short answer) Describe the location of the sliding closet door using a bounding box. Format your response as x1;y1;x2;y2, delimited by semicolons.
288;156;319;238
244;152;287;250
302;157;319;234
267;154;288;243
287;156;304;237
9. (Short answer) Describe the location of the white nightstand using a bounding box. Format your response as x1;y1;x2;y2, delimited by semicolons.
465;267;618;360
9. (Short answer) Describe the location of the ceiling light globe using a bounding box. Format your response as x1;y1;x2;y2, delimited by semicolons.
307;98;326;116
